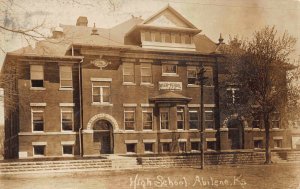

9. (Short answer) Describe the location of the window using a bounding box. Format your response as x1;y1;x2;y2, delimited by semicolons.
154;32;161;42
33;145;45;156
179;142;186;153
124;107;135;130
62;145;73;155
61;108;73;131
142;108;153;130
164;33;171;43
126;143;136;153
191;142;200;152
271;111;280;129
160;109;169;130
140;63;152;84
204;108;214;129
274;139;282;148
145;31;151;41
189;108;199;130
92;81;111;103
162;64;177;75
144;143;154;153
185;35;191;44
60;66;72;88
254;140;263;149
30;65;44;87
162;143;171;153
226;87;240;104
207;141;216;151
203;67;213;86
177;107;185;130
187;66;198;85
175;34;181;43
32;109;44;132
123;63;135;83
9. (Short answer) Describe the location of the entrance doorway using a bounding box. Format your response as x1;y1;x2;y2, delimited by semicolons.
93;120;113;154
228;119;244;149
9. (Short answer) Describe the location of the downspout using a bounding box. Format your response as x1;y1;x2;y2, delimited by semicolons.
78;58;84;157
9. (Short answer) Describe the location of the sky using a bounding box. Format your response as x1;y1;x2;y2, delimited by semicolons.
0;0;299;123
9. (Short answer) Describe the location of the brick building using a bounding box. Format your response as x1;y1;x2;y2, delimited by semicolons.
2;5;292;159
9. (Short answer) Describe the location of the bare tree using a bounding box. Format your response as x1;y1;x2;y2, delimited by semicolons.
223;26;299;164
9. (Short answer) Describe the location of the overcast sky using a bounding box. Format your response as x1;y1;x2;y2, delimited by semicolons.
0;0;299;123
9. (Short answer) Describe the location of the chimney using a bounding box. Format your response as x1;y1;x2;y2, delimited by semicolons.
52;26;64;38
91;23;99;35
76;16;88;26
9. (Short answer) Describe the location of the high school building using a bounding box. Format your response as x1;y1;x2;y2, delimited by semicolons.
2;5;292;159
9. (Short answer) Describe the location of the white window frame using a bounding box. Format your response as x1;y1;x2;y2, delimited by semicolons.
123;63;135;84
187;66;198;85
61;107;74;132
33;145;46;157
144;143;154;153
92;81;111;104
160;109;169;130
140;63;153;84
30;64;44;88
142;108;153;130
59;66;73;89
31;109;44;132
177;107;185;130
189;109;199;130
124;107;136;131
162;64;178;76
62;145;74;156
126;143;137;154
204;109;214;130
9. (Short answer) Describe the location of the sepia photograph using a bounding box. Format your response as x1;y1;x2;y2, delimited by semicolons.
0;0;300;188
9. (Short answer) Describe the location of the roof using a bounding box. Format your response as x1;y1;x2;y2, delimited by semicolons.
150;91;192;103
7;5;219;58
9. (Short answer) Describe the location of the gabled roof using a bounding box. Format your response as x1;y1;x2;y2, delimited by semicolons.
150;91;192;103
141;4;198;29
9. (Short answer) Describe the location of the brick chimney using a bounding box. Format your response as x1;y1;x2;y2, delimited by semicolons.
76;16;88;26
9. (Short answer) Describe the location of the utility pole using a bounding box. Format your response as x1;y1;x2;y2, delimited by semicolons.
198;66;207;169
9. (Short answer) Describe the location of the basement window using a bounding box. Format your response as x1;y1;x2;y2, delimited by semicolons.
179;142;186;153
62;145;73;156
33;145;45;156
126;143;136;154
144;143;154;153
162;143;171;153
30;65;44;88
254;140;263;149
206;141;216;151
191;142;200;152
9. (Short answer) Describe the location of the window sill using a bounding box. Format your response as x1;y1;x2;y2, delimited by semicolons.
30;87;46;91
33;155;45;157
189;129;199;131
162;73;179;77
205;129;217;132
140;83;154;87
61;130;74;133
59;88;74;91
271;128;283;131
126;152;136;155
123;82;136;86
144;151;154;154
62;154;74;157
32;131;45;133
91;102;113;107
204;85;214;88
187;84;199;88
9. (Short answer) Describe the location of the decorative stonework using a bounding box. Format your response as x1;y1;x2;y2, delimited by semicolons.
87;113;119;131
222;114;249;128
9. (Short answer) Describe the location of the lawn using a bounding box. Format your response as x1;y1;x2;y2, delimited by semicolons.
1;163;300;189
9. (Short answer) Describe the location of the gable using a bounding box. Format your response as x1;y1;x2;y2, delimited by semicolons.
142;5;197;29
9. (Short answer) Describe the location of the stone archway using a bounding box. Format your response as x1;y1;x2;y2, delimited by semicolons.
222;114;248;149
87;113;119;131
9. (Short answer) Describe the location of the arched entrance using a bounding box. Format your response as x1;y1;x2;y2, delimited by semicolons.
228;119;244;149
93;120;113;154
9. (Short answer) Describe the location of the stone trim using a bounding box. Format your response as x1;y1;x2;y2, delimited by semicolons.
178;139;187;142
143;139;156;143
125;140;138;144
206;138;216;142
32;142;47;145
253;137;264;140
59;103;75;107
61;141;75;145
273;136;283;140
160;139;172;143
204;104;216;108
30;103;46;107
123;103;137;107
141;103;155;107
188;104;200;108
190;138;201;142
87;113;119;131
90;77;112;82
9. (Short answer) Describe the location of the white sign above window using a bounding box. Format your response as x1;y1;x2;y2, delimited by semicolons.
159;82;182;91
